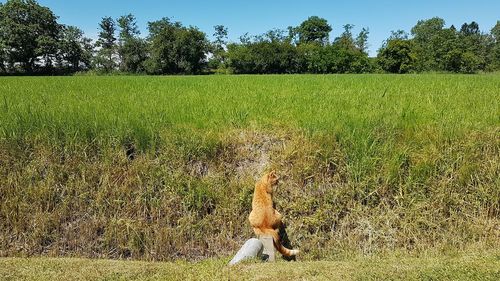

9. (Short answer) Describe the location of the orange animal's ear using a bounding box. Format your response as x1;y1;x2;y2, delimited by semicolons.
266;171;273;181
268;170;277;181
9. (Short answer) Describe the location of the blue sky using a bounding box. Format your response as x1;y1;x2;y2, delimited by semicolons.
6;0;500;56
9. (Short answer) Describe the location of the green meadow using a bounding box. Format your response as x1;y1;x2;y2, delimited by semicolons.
1;75;499;147
0;75;499;266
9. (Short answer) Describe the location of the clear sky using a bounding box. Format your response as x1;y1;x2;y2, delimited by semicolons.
6;0;500;56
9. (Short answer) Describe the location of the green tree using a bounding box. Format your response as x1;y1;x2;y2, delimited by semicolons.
175;27;209;74
238;33;251;45
453;21;489;73
336;24;355;47
460;22;480;36
377;37;415;73
227;41;300;74
409;17;486;73
227;22;372;74
298;43;336;73
331;25;371;73
144;18;178;74
226;30;301;74
287;25;299;44
490;21;500;70
355;27;370;53
213;25;228;49
492;21;500;41
296;16;332;45
411;17;446;71
458;22;484;54
387;30;409;40
0;46;6;73
0;0;61;73
411;17;446;41
145;18;209;74
117;14;146;73
407;18;492;73
439;27;462;72
442;48;463;73
0;23;6;73
117;14;139;41
209;25;228;70
95;17;117;72
459;51;482;73
58;25;93;72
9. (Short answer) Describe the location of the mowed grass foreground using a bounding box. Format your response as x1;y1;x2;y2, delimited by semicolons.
0;75;499;261
1;249;499;281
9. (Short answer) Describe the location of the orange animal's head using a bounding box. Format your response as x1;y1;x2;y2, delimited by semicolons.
261;170;279;194
267;170;279;185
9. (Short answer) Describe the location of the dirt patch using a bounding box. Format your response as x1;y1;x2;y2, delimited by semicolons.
228;129;285;180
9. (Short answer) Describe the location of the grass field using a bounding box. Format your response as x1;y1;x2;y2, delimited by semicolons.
0;74;499;262
1;249;499;281
1;75;499;147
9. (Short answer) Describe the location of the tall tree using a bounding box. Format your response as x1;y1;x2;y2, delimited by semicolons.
490;21;500;70
117;14;146;73
411;17;446;41
145;18;209;74
145;18;181;74
411;17;447;71
452;21;490;73
0;0;61;73
0;43;6;73
388;30;409;40
262;28;288;43
174;26;209;74
0;14;6;73
332;25;371;73
296;16;332;45
117;14;139;41
378;37;415;73
213;25;228;53
95;17;117;72
460;22;480;36
210;25;228;69
492;21;500;42
355;27;370;53
59;25;93;72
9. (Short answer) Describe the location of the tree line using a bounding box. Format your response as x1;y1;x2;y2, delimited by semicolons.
0;0;499;75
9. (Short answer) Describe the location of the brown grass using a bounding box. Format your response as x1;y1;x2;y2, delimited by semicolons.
1;126;498;261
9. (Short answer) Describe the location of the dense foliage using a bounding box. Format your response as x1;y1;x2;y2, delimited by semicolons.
144;18;208;74
0;0;499;75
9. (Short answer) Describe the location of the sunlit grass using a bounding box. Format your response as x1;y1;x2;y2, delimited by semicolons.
1;249;499;281
1;74;498;149
0;74;498;261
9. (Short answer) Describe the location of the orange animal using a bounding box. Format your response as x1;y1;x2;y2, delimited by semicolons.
248;171;299;257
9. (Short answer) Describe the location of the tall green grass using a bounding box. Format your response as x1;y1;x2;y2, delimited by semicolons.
0;74;498;261
1;74;498;148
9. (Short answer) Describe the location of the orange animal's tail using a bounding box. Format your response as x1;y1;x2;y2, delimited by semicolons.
254;228;299;257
